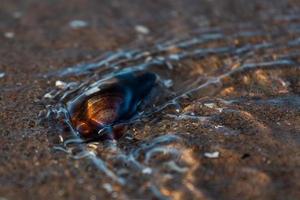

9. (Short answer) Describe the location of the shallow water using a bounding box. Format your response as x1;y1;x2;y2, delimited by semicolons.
43;15;300;199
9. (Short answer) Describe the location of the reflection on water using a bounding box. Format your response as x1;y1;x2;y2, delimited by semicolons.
43;14;300;199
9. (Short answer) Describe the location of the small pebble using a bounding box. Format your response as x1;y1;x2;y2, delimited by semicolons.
58;135;64;143
135;25;150;34
216;108;223;112
103;183;113;193
55;80;68;89
4;32;14;39
163;79;173;88
69;20;88;29
204;151;220;158
0;72;5;78
142;167;152;174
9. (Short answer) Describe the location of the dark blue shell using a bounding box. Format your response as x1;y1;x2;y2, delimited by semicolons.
68;71;157;139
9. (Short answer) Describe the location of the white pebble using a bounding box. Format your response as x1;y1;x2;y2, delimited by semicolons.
4;32;14;39
216;108;223;112
204;151;220;158
163;79;173;88
135;25;150;34
103;183;113;193
58;135;64;143
142;167;152;174
55;80;67;89
0;72;5;78
69;20;88;29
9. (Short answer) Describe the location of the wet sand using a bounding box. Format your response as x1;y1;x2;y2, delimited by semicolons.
0;0;300;199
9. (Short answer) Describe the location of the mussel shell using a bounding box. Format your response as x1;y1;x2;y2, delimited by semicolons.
86;94;123;126
67;71;157;138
